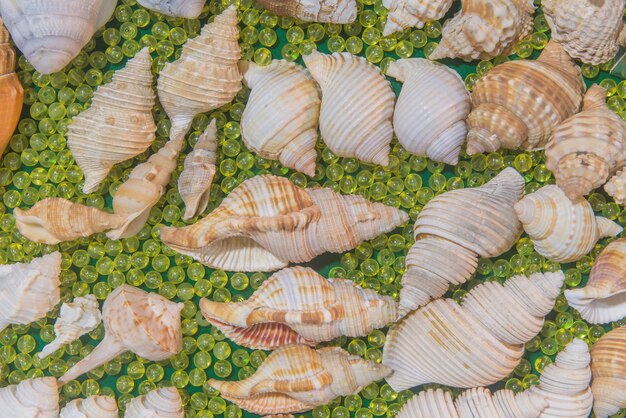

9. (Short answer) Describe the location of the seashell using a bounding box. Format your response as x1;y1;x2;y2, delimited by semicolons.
605;167;626;206
58;285;183;385
60;396;118;418
254;0;356;23
137;0;206;18
0;0;117;74
39;294;102;359
0;252;61;332
124;387;184;418
303;51;395;166
208;345;391;415
0;18;23;157
590;325;626;418
239;59;320;176
565;238;626;324
429;0;534;61
68;48;156;194
157;6;242;141
382;0;453;36
0;377;59;418
160;174;408;271
399;167;524;316
14;198;125;244
514;185;623;263
545;85;626;200
200;266;397;349
466;40;585;154
383;271;564;391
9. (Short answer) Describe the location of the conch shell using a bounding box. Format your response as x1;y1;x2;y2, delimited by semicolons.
200;266;397;349
382;0;453;36
137;0;206;18
60;396;118;418
400;167;524;316
514;185;623;263
160;175;408;272
240;60;320;176
68;48;156;194
125;387;184;418
605;167;626;205
58;285;183;385
590;325;626;418
255;0;356;22
0;377;59;418
0;18;23;157
208;345;391;415
466;40;585;154
157;6;242;141
383;271;564;391
303;51;395;166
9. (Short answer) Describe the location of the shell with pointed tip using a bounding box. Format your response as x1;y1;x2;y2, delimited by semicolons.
605;167;626;205
590;325;626;418
0;18;23;158
466;41;585;155
383;271;564;391
137;0;205;18
303;51;395;166
60;396;118;418
0;0;116;74
399;167;524;316
255;0;356;23
58;285;183;385
157;6;242;141
514;185;623;263
382;0;453;36
209;345;391;415
0;377;59;418
125;387;184;418
240;60;320;176
160;175;408;272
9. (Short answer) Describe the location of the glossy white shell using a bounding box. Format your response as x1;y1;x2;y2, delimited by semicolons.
124;387;184;418
0;377;59;418
60;396;118;418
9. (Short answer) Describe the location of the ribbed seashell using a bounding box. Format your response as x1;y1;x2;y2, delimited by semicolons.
255;0;356;23
157;6;242;141
240;60;320;176
590;325;626;418
383;271;564;391
605;167;626;205
399;167;524;316
39;294;102;359
68;48;156;194
382;0;453;36
200;266;397;349
124;387;184;418
209;345;391;415
14;198;125;244
0;377;59;418
0;252;61;332
514;185;623;263
58;285;183;385
60;396;118;418
303;51;395;166
0;18;23;157
466;40;585;154
137;0;206;18
160;175;408;271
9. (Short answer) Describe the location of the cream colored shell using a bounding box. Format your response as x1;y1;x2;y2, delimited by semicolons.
605;167;626;205
254;0;357;23
382;0;453;36
137;0;206;18
60;396;118;418
0;377;59;418
590;325;626;418
124;387;184;418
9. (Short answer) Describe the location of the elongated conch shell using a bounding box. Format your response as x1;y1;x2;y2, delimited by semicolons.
0;0;116;74
239;60;320;176
0;18;23;157
124;387;184;418
209;345;391;415
137;0;205;18
200;266;397;349
0;252;61;332
254;0;356;22
383;271;564;391
466;40;585;154
0;377;59;418
58;285;183;385
514;185;623;263
68;48;156;194
382;0;453;36
39;294;102;359
157;6;242;141
303;51;395;166
14;198;124;244
160;174;408;271
60;396;118;418
399;167;524;316
590;325;626;418
605;167;626;205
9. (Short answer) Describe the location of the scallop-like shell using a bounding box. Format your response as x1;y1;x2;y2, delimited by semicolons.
60;396;118;418
514;185;623;263
137;0;206;18
383;271;564;391
124;387;184;418
466;40;585;154
0;377;59;418
0;0;116;74
200;266;397;349
68;48;156;194
303;51;395;166
382;0;453;36
0;18;23;157
254;0;356;23
590;325;626;418
209;345;391;415
240;60;320;176
160;174;408;271
157;6;242;141
399;167;524;316
605;167;626;205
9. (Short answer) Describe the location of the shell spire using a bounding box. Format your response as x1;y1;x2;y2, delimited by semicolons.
382;0;454;36
0;377;59;418
137;0;206;18
253;0;357;23
59;395;118;418
605;167;626;205
590;325;626;418
0;17;23;158
125;387;184;418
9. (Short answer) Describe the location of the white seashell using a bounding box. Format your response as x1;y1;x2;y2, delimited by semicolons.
254;0;356;23
605;167;626;206
382;0;453;36
0;377;59;418
124;387;184;418
60;396;118;418
590;325;626;418
137;0;206;18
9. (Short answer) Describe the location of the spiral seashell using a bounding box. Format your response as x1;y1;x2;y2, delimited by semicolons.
514;185;623;263
68;48;156;194
590;325;626;418
240;60;320;176
0;377;59;418
383;271;564;391
303;51;395;166
399;167;524;316
0;18;23;157
466;40;585;154
60;395;118;418
382;0;453;36
208;345;391;415
200;266;397;349
137;0;206;18
605;167;626;205
157;6;242;141
124;387;184;418
254;0;356;23
160;175;408;272
387;59;470;165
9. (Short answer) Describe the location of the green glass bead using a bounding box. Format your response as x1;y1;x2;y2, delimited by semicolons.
581;63;600;79
346;36;364;54
213;359;232;378
534;355;552;373
365;45;384;63
504;378;524;393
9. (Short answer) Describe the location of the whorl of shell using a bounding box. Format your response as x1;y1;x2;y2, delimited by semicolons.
0;377;59;418
590;325;626;418
383;271;564;391
124;387;184;418
0;17;23;157
254;0;357;23
137;0;206;18
605;167;626;205
59;396;118;418
382;0;454;36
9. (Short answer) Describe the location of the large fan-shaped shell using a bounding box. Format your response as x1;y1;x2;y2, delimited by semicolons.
605;167;626;205
0;377;59;418
125;387;184;418
0;18;23;157
382;0;453;36
137;0;206;18
590;325;626;418
254;0;356;23
60;396;118;418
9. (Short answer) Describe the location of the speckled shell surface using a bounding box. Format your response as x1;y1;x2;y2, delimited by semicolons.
254;0;357;23
137;0;206;18
590;325;626;418
124;387;184;418
0;377;59;418
382;0;453;35
0;18;23;157
60;396;119;418
605;167;626;205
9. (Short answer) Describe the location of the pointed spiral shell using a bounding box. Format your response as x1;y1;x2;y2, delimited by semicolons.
125;387;184;418
590;325;626;418
0;377;59;418
60;395;118;418
382;0;453;36
0;18;23;158
605;167;626;206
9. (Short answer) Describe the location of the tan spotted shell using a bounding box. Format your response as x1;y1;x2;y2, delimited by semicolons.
0;18;23;157
254;0;357;23
590;325;626;418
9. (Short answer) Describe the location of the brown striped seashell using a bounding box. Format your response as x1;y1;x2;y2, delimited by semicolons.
605;167;626;206
0;377;59;418
124;387;184;418
60;396;118;418
254;0;356;23
0;18;23;158
137;0;206;18
382;0;454;36
590;325;626;418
